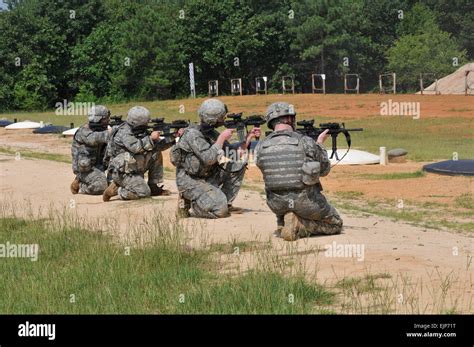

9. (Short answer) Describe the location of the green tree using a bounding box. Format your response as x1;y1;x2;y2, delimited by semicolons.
289;0;384;92
387;28;467;91
426;0;474;58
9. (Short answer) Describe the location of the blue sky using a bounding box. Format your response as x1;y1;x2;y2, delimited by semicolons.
0;1;7;10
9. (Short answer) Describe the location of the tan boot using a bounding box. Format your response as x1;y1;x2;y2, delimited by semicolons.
70;178;80;194
103;182;119;202
281;212;303;241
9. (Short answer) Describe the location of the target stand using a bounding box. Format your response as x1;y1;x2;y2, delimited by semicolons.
231;78;242;96
379;73;396;94
255;77;267;95
465;71;474;96
419;73;438;95
208;80;219;97
344;74;359;94
312;74;326;94
282;76;295;94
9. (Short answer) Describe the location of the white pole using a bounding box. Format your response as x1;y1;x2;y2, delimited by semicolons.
380;147;387;165
189;62;196;98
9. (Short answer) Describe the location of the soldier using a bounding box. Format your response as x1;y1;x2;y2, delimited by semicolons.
103;106;173;201
170;98;260;218
255;102;343;241
70;105;111;195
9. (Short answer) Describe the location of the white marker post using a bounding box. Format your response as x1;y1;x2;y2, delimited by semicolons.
189;63;196;98
380;147;387;165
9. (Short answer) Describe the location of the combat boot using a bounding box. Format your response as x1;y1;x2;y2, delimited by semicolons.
280;212;303;241
70;178;80;194
102;182;119;202
148;184;171;196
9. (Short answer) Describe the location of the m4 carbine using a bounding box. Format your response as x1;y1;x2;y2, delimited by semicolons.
109;115;124;127
296;120;363;160
223;113;265;142
148;118;189;137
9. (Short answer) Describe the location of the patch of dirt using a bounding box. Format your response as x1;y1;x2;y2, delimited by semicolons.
0;155;472;313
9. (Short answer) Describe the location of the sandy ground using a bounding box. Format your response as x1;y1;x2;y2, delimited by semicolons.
0;93;472;313
0;154;472;313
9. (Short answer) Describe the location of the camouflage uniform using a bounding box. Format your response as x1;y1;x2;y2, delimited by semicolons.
255;102;343;238
106;107;173;200
171;99;246;218
172;124;246;218
71;106;110;195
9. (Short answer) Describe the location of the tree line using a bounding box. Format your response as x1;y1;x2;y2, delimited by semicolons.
0;0;471;111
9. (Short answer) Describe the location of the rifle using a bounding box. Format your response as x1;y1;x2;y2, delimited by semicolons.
109;115;124;127
295;120;363;160
148;118;189;138
223;113;265;142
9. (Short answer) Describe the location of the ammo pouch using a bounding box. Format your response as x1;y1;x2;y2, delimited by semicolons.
301;161;321;186
110;152;138;174
77;156;92;173
170;144;184;167
170;144;204;176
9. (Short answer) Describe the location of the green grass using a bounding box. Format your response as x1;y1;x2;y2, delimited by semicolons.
334;191;364;199
1;99;473;162
336;273;392;294
0;99;203;127
209;240;270;254
0;216;334;314
0;147;70;163
347;116;474;162
333;198;474;233
359;170;425;180
454;193;474;210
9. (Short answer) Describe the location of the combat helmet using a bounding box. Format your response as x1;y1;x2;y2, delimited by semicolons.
127;106;151;128
88;105;111;123
198;99;228;126
265;102;296;129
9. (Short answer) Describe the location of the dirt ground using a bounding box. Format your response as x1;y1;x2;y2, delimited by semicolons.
0;94;473;313
0;153;472;313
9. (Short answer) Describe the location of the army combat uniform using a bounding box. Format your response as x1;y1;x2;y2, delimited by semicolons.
255;130;343;237
106;122;173;200
71;125;109;195
171;124;246;218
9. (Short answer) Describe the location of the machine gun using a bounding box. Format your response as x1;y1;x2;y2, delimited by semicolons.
296;120;363;160
223;113;265;142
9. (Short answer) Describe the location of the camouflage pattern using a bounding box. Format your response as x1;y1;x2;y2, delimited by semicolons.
88;105;111;123
106;122;173;200
265;102;296;129
126;106;151;128
198;99;228;126
256;131;307;190
172;124;246;218
71;124;109;195
255;129;342;236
